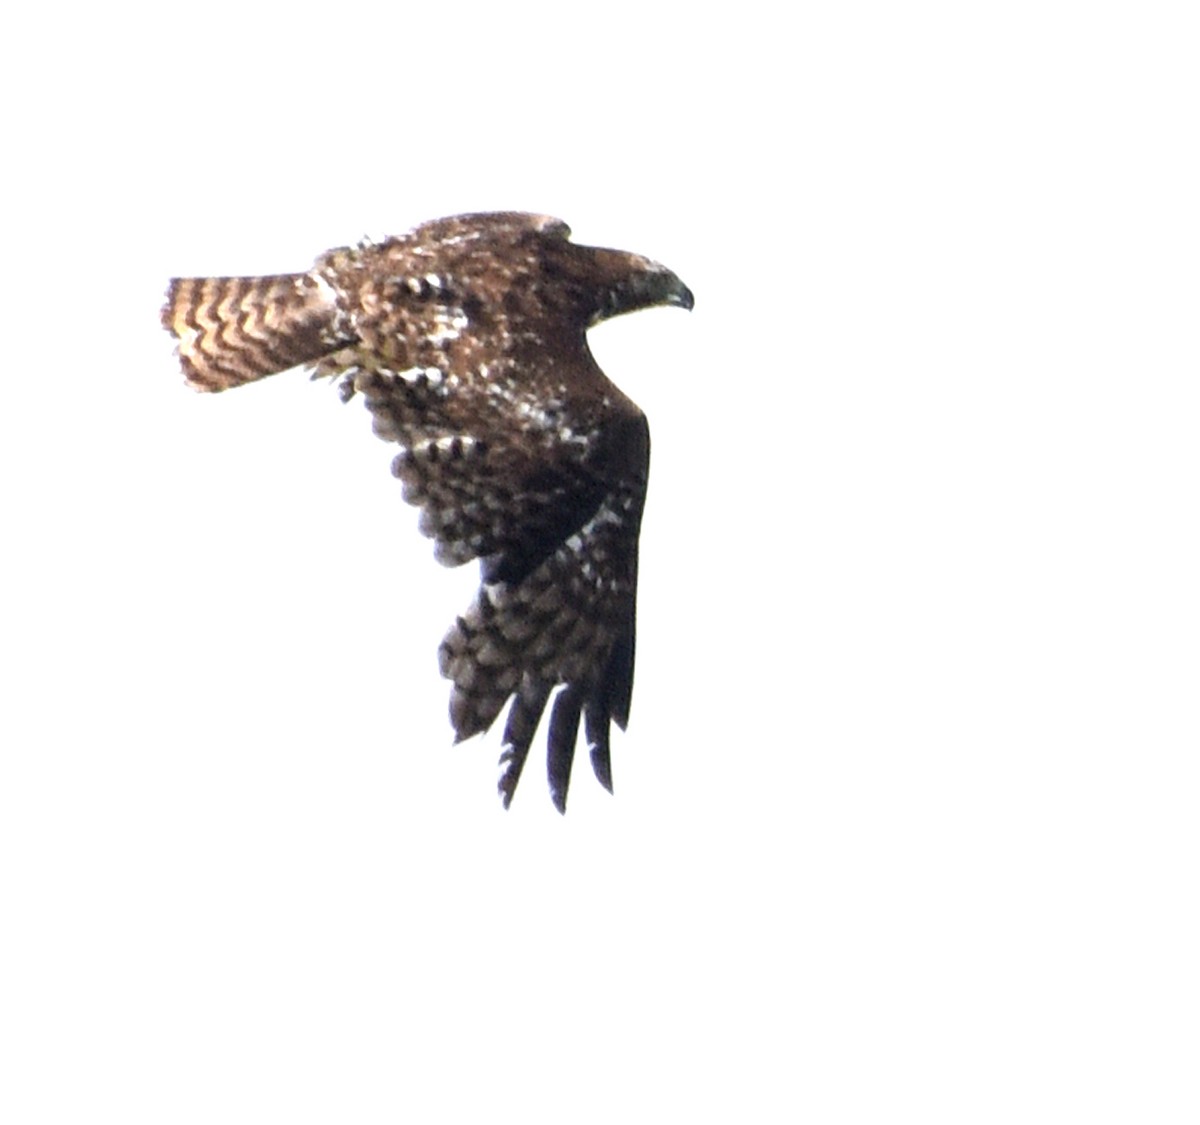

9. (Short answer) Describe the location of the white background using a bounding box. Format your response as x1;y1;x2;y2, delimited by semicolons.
2;2;1197;1121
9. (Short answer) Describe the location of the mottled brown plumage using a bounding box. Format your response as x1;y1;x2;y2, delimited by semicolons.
162;212;692;811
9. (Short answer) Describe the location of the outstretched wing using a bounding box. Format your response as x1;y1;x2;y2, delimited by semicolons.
351;362;649;812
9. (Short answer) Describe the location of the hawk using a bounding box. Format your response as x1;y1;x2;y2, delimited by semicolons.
162;212;693;812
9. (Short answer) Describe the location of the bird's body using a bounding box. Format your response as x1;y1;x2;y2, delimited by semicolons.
162;212;692;811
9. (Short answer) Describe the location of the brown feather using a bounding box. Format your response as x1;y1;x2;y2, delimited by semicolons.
161;273;349;392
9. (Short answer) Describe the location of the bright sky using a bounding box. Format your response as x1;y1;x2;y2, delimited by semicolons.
3;3;1197;1121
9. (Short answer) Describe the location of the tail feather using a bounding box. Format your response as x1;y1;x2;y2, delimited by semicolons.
162;272;351;392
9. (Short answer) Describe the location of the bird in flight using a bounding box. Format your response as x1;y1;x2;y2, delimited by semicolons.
162;212;693;811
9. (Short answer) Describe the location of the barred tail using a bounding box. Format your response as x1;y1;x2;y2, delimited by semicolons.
161;272;349;392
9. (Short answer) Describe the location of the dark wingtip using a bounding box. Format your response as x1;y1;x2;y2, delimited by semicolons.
585;703;614;794
546;685;583;814
590;748;613;794
497;749;523;809
496;680;551;811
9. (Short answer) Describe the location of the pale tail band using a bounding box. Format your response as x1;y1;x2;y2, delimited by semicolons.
161;272;347;392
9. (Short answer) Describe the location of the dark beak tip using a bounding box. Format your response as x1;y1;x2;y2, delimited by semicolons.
676;284;695;311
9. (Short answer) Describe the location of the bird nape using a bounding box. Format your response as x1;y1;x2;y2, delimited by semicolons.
162;211;693;812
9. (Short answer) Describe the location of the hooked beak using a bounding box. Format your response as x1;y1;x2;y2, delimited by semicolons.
627;260;695;316
667;277;695;311
585;247;695;323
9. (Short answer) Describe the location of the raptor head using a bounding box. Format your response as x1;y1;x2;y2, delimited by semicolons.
412;212;694;330
531;220;694;327
582;247;695;326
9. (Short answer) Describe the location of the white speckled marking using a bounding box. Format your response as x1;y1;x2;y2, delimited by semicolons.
430;308;469;346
